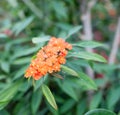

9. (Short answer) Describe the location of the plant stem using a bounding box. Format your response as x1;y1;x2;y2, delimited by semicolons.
80;0;97;106
109;17;120;64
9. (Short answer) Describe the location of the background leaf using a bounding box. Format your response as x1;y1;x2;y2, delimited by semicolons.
61;65;78;76
68;52;107;63
77;72;97;90
107;87;120;110
0;81;22;110
85;109;116;115
90;91;102;109
66;26;82;38
60;99;75;114
72;41;104;48
32;36;50;44
57;80;78;101
31;90;42;115
12;16;34;36
61;65;97;90
0;61;10;73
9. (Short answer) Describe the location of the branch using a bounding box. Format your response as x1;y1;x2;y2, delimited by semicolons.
81;0;97;78
108;17;120;64
80;0;97;105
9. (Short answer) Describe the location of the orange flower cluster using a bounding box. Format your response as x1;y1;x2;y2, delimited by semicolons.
25;37;72;80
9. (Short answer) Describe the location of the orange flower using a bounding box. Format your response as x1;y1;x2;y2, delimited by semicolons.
24;37;72;80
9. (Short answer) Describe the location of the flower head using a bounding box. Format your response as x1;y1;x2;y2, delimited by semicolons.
24;37;72;80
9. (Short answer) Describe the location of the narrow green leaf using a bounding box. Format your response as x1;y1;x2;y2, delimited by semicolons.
58;81;78;101
66;26;82;38
31;90;42;115
72;41;103;48
61;65;78;76
76;99;86;115
42;84;57;110
32;36;50;44
88;61;94;69
90;91;102;109
11;46;40;60
34;75;48;91
61;65;97;90
67;52;107;63
1;61;10;73
60;99;75;114
0;81;22;101
78;72;97;90
0;101;9;110
14;65;28;80
6;38;30;45
13;57;31;65
107;87;120;110
0;81;22;110
46;101;59;115
12;16;34;36
52;1;67;20
85;109;116;115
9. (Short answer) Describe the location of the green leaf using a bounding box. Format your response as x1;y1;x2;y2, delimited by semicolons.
72;41;103;48
14;65;28;80
67;52;107;63
76;99;86;115
0;101;9;111
66;26;82;38
90;91;102;109
88;61;94;69
34;75;48;91
31;90;42;115
0;81;22;110
93;63;119;73
52;1;67;20
58;81;78;101
0;109;10;115
77;72;97;90
42;84;57;110
46;101;59;115
107;87;120;110
12;16;34;36
19;81;30;92
11;46;40;60
13;57;31;65
32;36;50;44
61;65;78;76
61;65;97;90
85;109;116;115
60;99;75;114
0;61;10;73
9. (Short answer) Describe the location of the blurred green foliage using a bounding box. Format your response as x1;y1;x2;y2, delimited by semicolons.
0;0;120;115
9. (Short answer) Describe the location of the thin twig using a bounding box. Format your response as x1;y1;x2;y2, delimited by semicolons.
108;17;120;64
81;0;97;79
80;0;97;105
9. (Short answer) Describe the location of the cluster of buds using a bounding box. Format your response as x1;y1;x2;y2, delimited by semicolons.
25;37;72;80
